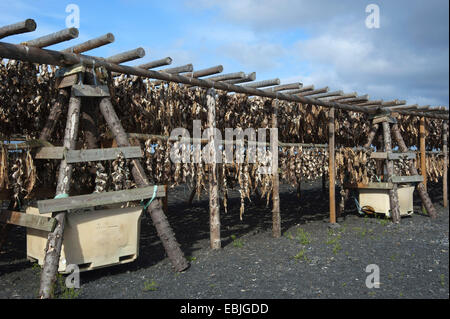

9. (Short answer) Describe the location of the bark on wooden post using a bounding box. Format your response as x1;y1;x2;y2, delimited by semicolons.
391;124;437;219
364;123;379;149
443;121;448;208
419;117;427;213
39;93;81;299
39;89;70;141
271;99;281;238
98;97;189;271
328;107;336;224
206;88;221;249
382;122;401;223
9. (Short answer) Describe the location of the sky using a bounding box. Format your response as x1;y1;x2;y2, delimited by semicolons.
0;0;449;107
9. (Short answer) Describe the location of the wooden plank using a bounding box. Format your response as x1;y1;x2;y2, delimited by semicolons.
35;146;142;162
391;175;424;183
387;152;416;160
57;73;78;88
345;182;394;190
65;146;142;163
35;146;65;159
0;210;56;232
55;64;86;78
372;116;397;124
370;152;387;159
72;85;110;97
37;185;166;214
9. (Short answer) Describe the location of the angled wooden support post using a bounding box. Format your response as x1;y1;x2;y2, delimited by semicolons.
206;88;221;249
39;92;81;299
328;107;336;224
39;89;70;141
98;97;189;272
271;99;281;238
391;124;437;219
443;121;448;208
382;121;401;223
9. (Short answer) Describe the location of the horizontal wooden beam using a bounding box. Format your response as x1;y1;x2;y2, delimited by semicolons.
391;175;424;183
242;78;280;89
299;87;329;97
0;210;56;232
72;84;110;97
138;57;172;69
0;19;37;39
283;85;315;95
262;82;302;93
187;65;223;78
66;146;142;163
62;33;115;54
21;28;79;48
345;182;394;190
35;146;142;162
224;72;256;84
106;47;145;64
38;185;166;214
370;152;416;160
326;92;358;101
315;90;344;99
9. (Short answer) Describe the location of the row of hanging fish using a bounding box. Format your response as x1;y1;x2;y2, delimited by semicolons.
1;60;446;150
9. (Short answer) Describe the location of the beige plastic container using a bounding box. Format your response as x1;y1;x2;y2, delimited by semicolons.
359;185;414;217
26;205;142;273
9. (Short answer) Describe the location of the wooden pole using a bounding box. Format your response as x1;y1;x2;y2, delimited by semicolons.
62;33;115;54
39;92;81;299
39;89;70;141
420;117;427;213
106;47;145;64
0;19;36;39
328;107;336;224
98;97;189;271
206;88;221;249
382;121;401;223
271;99;281;238
391;124;437;218
138;57;172;69
22;28;79;48
443;121;448;208
364;123;379;149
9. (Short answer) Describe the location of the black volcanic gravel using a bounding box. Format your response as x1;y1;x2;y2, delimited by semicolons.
0;181;448;299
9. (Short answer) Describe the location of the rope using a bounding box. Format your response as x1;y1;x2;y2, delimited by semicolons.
140;185;158;211
54;193;69;199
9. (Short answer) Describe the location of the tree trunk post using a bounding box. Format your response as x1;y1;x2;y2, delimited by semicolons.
206;88;220;249
98;97;189;271
328;107;336;224
271;99;281;238
420;117;427;213
382;122;401;223
443;121;448;208
39;92;81;299
391;124;437;219
39;88;70;141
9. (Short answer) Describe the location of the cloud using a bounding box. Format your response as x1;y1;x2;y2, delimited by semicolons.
185;0;449;106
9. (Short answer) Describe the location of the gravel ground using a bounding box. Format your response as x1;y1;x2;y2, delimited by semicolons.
0;181;448;299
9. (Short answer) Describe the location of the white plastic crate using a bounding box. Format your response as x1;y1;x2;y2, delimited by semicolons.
358;185;414;217
26;205;142;273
